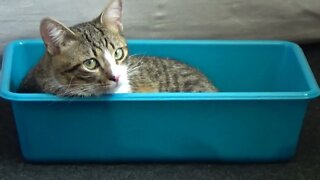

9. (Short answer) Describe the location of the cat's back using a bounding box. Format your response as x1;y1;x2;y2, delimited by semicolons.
125;56;218;92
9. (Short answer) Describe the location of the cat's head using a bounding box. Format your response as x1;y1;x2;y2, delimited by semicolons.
40;0;128;96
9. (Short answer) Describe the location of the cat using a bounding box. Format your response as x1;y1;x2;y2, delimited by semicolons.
18;0;218;97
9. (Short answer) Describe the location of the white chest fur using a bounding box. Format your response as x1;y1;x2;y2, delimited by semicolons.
113;65;131;93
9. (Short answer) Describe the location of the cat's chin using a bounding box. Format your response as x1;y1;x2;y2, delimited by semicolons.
60;86;118;97
72;83;121;97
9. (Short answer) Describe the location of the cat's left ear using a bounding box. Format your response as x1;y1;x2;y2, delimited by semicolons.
99;0;123;32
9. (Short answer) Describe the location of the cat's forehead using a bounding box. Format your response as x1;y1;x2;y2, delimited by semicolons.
108;35;127;47
71;22;126;48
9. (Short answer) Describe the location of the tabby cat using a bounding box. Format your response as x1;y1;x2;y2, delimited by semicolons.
18;0;218;96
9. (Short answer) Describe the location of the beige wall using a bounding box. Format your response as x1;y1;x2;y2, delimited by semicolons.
1;0;320;52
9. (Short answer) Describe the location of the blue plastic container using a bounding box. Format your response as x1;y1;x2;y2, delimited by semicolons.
0;39;319;163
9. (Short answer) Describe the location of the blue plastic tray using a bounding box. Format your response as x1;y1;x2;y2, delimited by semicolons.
0;40;319;162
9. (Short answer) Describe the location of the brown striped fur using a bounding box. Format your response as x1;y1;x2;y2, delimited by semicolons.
125;56;217;92
18;0;218;96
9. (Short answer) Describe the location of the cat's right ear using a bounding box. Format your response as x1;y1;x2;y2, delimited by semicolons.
40;18;76;55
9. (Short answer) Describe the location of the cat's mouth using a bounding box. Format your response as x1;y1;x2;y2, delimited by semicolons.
68;81;119;97
103;76;121;94
59;75;122;97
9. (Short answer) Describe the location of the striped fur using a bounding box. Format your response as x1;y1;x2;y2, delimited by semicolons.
18;0;218;96
125;56;217;92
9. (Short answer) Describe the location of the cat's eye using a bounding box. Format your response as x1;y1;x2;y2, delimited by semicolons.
83;58;99;70
114;48;124;61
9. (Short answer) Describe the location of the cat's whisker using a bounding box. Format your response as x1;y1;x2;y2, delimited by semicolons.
127;59;145;74
128;53;143;58
127;71;140;77
63;76;75;95
127;67;141;74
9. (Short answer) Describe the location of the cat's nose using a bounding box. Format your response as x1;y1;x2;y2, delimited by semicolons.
108;75;120;82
